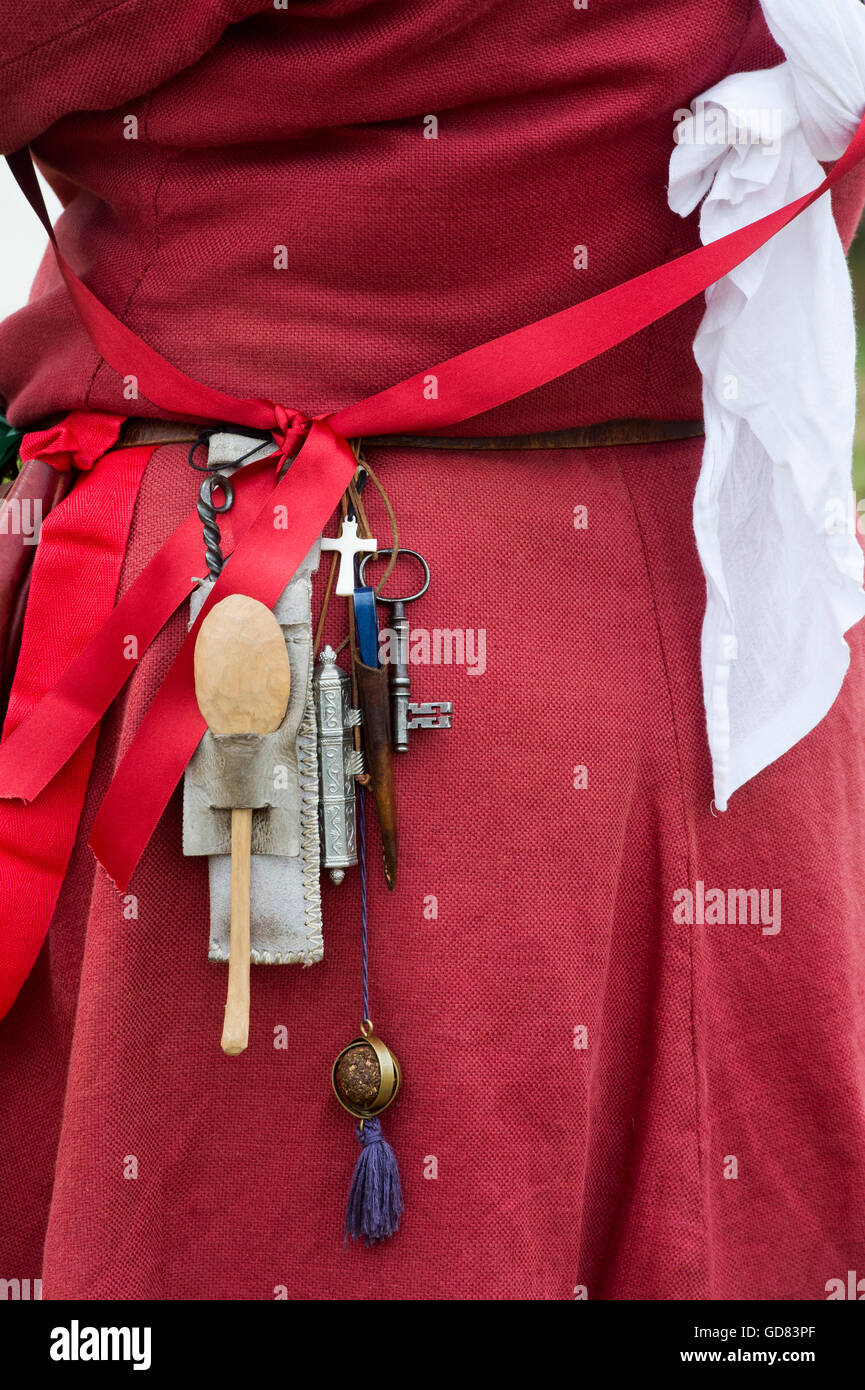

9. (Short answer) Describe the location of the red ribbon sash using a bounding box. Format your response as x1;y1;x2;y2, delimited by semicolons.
1;113;865;1017
0;416;153;1018
90;421;357;886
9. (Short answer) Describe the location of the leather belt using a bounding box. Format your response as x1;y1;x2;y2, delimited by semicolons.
1;413;703;715
114;416;704;451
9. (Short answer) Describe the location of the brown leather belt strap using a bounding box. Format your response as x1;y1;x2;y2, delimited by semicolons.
115;418;210;449
364;418;704;448
114;416;704;452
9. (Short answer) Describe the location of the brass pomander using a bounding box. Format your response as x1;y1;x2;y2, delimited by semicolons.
332;1020;401;1120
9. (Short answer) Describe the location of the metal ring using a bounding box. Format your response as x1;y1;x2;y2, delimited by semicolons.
331;1029;402;1120
204;473;234;514
358;547;430;604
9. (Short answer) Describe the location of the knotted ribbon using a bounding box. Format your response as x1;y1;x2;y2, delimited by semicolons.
1;108;865;1017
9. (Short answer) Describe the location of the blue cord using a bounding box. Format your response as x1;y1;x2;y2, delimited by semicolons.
359;787;370;1024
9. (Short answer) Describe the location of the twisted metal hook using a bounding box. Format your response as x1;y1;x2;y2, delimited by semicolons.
197;471;234;581
188;428;273;581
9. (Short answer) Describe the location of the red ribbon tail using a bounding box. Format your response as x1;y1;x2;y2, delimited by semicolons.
89;420;357;889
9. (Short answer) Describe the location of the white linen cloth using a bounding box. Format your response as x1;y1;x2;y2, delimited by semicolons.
668;0;865;810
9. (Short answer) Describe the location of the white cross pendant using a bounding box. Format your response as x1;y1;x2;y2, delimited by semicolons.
321;519;378;596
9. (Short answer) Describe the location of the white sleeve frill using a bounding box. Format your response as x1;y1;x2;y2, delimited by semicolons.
668;0;865;811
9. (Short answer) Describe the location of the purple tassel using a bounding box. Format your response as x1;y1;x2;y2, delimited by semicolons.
345;1117;404;1245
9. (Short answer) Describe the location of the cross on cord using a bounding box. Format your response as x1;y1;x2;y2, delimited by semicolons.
321;519;379;595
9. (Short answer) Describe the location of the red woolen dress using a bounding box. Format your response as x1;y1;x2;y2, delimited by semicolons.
1;0;865;1299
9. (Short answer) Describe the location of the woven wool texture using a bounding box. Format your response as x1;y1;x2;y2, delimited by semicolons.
2;0;865;1300
1;437;865;1299
0;0;807;434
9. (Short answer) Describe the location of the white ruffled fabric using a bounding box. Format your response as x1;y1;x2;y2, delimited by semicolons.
668;0;865;811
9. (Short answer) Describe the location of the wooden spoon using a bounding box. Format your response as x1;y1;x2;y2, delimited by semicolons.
194;594;291;1055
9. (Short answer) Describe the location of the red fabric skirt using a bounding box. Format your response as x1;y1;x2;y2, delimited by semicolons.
1;433;865;1300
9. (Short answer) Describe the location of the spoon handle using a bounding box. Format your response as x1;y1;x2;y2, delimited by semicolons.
221;807;252;1055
